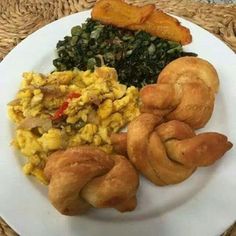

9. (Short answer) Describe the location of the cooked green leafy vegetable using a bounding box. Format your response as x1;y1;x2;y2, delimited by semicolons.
53;18;196;87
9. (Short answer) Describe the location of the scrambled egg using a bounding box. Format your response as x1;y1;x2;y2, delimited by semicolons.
8;66;140;184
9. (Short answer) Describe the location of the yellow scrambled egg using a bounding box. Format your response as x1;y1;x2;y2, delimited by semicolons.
8;66;140;184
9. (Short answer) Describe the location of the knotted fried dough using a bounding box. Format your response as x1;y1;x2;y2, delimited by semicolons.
140;57;219;129
111;114;232;186
44;146;139;215
81;154;138;212
110;132;128;156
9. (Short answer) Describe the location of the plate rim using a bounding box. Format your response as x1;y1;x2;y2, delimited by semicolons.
0;10;236;236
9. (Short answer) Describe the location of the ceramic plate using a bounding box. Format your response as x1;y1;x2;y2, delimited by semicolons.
0;10;236;236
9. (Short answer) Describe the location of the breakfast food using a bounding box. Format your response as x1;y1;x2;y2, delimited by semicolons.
92;0;192;45
111;113;233;185
140;57;219;129
44;146;139;215
8;66;140;183
92;0;155;28
53;19;196;88
110;132;128;156
6;1;233;217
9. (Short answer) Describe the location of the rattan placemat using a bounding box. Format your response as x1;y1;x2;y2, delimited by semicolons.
0;0;235;235
0;0;235;60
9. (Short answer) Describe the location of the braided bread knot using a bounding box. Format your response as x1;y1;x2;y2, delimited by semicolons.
44;146;139;215
140;56;219;129
112;113;232;186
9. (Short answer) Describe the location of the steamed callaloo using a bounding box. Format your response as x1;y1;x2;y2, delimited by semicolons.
53;18;196;87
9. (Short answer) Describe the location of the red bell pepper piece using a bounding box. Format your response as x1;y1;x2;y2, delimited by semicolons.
66;92;81;100
51;92;80;120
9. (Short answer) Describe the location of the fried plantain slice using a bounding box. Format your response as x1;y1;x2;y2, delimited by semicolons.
91;0;155;28
91;0;192;45
129;10;192;45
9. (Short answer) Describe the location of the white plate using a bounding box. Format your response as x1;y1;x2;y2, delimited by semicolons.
0;10;236;236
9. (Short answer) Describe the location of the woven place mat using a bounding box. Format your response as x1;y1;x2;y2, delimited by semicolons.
0;0;235;60
0;0;236;235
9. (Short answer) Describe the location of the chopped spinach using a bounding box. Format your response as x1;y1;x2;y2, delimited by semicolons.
53;18;196;87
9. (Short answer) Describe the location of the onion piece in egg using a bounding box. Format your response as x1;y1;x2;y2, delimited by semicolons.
18;117;52;131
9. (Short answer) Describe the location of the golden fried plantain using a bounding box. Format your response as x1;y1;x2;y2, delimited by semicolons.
91;0;155;28
129;10;192;45
91;0;192;45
